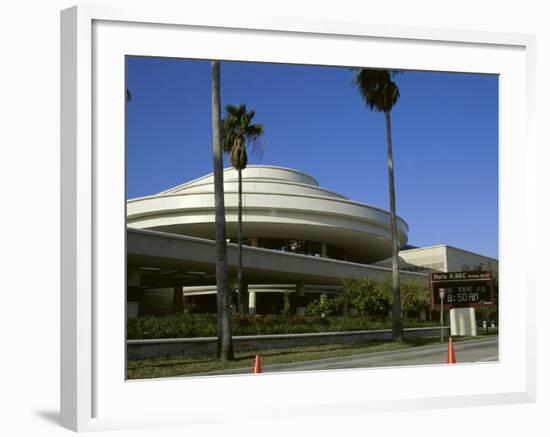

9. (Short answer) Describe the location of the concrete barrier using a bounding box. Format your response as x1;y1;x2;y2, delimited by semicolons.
127;326;450;360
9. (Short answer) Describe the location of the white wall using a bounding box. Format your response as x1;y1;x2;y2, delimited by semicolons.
445;246;498;272
379;245;499;272
397;245;448;271
1;1;548;437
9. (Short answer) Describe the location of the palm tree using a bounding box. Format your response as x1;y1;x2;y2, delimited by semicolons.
352;68;403;341
211;61;234;360
221;104;264;314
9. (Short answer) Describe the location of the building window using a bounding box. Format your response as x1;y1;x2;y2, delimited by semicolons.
402;262;444;272
326;244;345;260
254;238;345;260
228;237;252;246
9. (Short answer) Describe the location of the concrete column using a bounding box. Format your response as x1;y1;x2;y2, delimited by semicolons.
296;281;306;316
248;290;257;315
172;284;183;314
321;243;327;258
250;237;259;247
127;265;141;287
127;302;139;318
127;265;142;317
282;291;291;315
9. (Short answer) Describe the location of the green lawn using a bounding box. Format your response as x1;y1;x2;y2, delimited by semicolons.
127;333;497;380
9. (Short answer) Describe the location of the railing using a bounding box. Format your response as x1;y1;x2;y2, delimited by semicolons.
127;326;450;360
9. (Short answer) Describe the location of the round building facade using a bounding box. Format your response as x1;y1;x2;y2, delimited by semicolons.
127;165;409;264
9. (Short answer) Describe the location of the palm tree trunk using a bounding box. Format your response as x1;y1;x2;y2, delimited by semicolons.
385;110;403;341
237;168;244;314
211;61;234;360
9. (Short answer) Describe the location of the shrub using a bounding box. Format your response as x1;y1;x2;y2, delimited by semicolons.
126;313;217;339
127;312;438;339
305;295;344;318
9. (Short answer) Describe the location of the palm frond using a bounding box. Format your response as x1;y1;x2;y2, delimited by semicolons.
221;103;265;166
352;68;401;112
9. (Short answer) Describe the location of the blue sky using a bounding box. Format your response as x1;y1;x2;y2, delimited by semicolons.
126;57;498;259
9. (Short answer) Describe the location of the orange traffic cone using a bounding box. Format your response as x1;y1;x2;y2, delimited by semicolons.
447;337;456;364
254;354;262;373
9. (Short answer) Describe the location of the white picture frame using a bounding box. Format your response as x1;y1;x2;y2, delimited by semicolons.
60;5;536;432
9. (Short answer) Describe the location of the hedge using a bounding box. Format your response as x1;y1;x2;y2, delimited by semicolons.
127;313;438;339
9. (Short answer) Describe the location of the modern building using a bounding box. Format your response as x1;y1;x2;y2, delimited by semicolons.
126;165;497;317
374;244;498;274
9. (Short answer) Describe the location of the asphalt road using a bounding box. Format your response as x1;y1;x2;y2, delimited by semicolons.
203;337;498;376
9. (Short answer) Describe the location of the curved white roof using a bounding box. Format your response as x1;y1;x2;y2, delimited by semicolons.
127;165;409;263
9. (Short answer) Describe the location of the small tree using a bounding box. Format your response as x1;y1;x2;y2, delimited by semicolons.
281;291;292;316
305;296;344;318
400;280;430;320
343;277;392;318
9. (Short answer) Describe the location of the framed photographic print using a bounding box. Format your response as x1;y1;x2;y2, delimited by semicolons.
61;5;536;432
